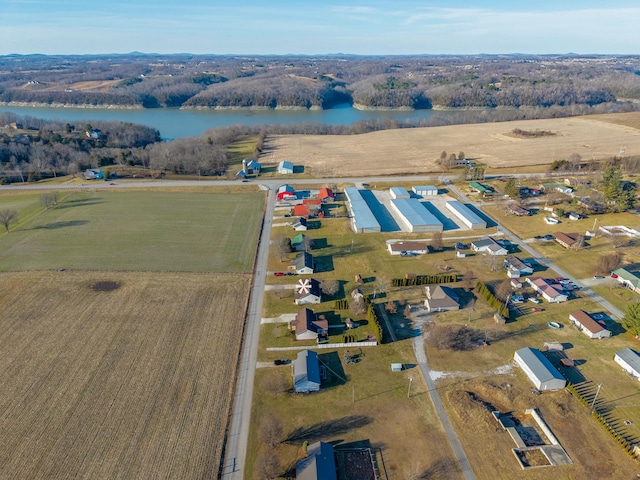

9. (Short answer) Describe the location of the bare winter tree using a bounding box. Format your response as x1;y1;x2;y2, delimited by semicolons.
274;235;292;261
375;275;391;296
253;451;282;480
350;296;366;315
258;415;283;449
0;209;17;232
321;279;339;296
462;270;476;291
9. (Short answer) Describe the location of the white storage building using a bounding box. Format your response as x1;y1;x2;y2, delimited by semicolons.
514;347;566;391
344;187;381;233
390;198;443;233
413;185;438;196
614;348;640;381
390;187;411;199
446;200;487;229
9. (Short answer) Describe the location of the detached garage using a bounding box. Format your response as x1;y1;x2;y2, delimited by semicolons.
514;347;566;391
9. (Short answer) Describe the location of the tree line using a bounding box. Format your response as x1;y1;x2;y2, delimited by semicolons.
1;53;639;111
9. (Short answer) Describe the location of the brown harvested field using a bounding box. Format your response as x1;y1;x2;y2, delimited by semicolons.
264;112;640;176
0;270;249;479
440;377;639;480
21;79;123;92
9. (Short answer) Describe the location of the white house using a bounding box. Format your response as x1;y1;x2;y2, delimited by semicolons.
514;347;566;391
526;277;568;303
290;308;328;341
504;255;534;276
278;160;294;174
292;350;322;393
292;252;315;274
291;218;308;231
471;237;508;256
614;348;640;381
387;241;429;256
294;278;322;305
569;309;611;339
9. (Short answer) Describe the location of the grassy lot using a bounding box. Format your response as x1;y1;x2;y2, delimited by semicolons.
0;270;249;479
423;289;640;478
247;341;463;480
0;190;264;272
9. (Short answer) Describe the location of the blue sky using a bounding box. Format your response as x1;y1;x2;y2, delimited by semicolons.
1;0;639;55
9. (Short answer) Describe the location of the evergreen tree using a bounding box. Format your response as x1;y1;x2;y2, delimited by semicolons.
623;302;640;337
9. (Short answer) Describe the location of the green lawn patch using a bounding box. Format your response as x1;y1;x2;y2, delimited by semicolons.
0;190;264;272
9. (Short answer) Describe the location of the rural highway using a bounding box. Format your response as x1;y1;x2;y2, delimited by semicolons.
221;186;276;479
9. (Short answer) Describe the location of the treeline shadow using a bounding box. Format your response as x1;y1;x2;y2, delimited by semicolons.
31;220;89;230
283;415;372;444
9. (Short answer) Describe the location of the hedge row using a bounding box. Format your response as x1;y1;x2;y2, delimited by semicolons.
364;296;383;344
333;299;349;310
475;281;509;318
392;273;458;287
567;382;637;460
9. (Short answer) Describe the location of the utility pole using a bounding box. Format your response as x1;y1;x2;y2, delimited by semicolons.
352;384;355;403
407;377;413;399
591;383;603;413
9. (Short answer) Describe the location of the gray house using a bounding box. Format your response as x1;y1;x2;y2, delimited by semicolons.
514;347;566;391
292;350;322;393
296;441;337;480
292;252;315;274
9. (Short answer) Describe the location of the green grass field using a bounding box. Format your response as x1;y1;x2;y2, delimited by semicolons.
0;190;264;272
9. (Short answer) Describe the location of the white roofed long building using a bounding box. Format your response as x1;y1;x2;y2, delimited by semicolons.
446;200;486;229
390;198;443;233
344;187;381;233
514;347;566;391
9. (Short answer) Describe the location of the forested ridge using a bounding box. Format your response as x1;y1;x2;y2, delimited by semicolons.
1;53;639;110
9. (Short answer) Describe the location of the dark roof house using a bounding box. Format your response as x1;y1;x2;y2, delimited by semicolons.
292;252;315;274
296;441;337;480
290;308;328;341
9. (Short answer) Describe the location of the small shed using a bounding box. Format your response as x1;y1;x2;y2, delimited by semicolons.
391;363;403;372
412;185;438;196
278;160;294;174
293;350;321;393
390;186;411;199
514;347;566;391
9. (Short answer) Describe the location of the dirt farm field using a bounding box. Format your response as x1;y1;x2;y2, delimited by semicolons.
0;271;249;479
264;112;640;176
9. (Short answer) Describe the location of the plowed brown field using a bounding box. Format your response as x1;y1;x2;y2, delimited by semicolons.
0;270;248;479
264;112;640;176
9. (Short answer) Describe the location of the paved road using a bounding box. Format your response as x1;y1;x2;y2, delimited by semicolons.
413;333;476;480
221;187;275;479
445;182;624;320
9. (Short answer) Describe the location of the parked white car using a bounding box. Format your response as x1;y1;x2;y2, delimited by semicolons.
528;297;541;304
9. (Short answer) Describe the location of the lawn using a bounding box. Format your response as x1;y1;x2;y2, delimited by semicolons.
247;341;463;480
0;270;250;479
0;190;264;272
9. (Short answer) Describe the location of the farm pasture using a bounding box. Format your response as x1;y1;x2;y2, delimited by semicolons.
264;112;640;176
0;190;264;272
0;270;248;479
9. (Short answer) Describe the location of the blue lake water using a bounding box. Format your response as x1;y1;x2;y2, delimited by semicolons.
0;104;452;139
